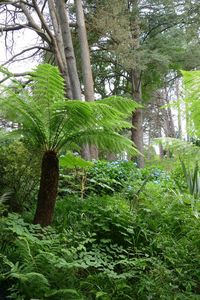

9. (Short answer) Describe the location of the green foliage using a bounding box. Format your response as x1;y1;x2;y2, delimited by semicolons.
1;183;200;299
60;152;93;169
86;160;141;195
58;160;176;207
154;137;200;161
0;140;40;212
0;64;139;155
175;160;200;215
58;160;143;198
182;70;200;137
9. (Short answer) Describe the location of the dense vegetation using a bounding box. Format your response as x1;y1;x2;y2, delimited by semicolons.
1;149;200;299
0;1;200;297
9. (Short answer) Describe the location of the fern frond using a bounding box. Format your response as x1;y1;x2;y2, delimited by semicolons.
0;191;13;204
182;70;200;136
154;137;200;161
97;96;141;115
59;129;139;155
1;64;138;155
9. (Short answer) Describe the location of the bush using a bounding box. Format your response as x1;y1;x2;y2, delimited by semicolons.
0;140;40;212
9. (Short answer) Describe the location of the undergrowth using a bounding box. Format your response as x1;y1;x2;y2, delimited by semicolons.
1;190;200;299
0;160;200;299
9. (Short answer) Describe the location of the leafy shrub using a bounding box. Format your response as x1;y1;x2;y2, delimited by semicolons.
58;160;143;199
86;160;142;195
0;140;40;212
59;160;176;203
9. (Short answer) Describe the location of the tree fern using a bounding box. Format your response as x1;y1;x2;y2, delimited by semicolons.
0;64;139;225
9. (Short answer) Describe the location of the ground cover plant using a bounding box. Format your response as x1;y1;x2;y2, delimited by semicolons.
0;158;200;299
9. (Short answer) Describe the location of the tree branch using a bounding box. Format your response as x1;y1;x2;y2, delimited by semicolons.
20;2;51;44
1;46;51;67
32;0;54;42
0;71;31;84
0;24;27;32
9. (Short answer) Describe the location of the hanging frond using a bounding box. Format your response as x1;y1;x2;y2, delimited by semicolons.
58;128;139;155
96;96;141;115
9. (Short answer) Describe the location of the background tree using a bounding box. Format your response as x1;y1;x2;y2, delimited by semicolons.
86;0;200;164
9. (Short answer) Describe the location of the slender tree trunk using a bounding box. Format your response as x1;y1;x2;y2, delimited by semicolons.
75;0;94;101
175;78;182;139
33;150;59;227
158;127;164;159
47;0;72;99
161;87;176;138
131;71;144;168
75;0;98;159
55;0;91;159
55;0;82;100
185;100;191;142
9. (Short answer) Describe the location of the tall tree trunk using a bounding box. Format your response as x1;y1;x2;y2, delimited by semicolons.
55;0;82;100
47;0;72;99
75;0;98;159
56;0;91;159
75;0;94;102
33;150;59;227
129;0;144;168
131;71;144;168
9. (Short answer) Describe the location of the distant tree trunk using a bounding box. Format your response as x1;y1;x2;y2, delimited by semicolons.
162;87;176;138
75;0;98;159
175;78;182;138
131;70;144;168
107;152;117;161
158;127;164;159
33;151;59;226
185;100;191;142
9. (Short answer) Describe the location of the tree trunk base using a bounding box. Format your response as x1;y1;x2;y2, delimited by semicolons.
33;150;59;227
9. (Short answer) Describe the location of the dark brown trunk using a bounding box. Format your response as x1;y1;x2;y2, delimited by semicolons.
33;150;59;226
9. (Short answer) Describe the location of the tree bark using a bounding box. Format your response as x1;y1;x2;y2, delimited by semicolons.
55;0;82;100
47;0;72;99
131;71;144;168
75;0;98;159
75;0;95;101
33;150;59;227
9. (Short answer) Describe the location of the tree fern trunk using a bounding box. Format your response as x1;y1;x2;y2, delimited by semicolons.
33;150;59;226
